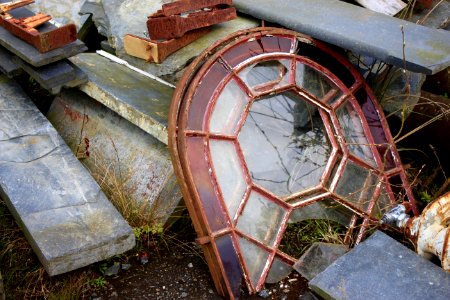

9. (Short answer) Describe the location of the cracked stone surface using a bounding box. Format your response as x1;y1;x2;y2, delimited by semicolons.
0;75;135;276
309;231;450;300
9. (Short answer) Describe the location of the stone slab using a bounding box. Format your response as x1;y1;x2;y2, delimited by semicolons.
70;53;174;145
293;243;349;281
28;0;88;29
0;4;87;67
47;89;182;225
234;0;450;75
410;0;450;30
0;75;135;276
83;0;258;81
13;57;87;94
309;231;450;300
0;46;21;77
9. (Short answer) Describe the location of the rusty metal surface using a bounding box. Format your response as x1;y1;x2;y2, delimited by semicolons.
147;6;236;40
169;27;417;299
151;0;233;17
233;0;450;75
0;0;77;53
124;27;210;63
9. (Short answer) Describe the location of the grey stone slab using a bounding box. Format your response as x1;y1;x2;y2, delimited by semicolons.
83;0;258;81
410;0;450;30
309;231;450;300
47;88;182;225
0;4;87;67
13;57;87;94
293;243;349;281
70;53;174;145
234;0;450;75
0;47;21;77
28;0;88;29
0;75;135;276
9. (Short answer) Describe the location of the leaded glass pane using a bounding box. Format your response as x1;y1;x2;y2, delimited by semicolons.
239;237;270;288
239;60;291;93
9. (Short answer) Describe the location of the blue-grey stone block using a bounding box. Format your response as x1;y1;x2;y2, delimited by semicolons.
0;47;21;77
309;231;450;300
0;75;135;276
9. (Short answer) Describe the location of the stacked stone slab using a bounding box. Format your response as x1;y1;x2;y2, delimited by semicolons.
0;3;87;94
0;75;135;276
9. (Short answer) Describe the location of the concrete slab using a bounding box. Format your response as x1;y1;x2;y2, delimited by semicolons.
0;75;135;276
234;0;450;74
0;47;21;77
309;231;450;300
70;53;173;145
13;57;87;94
83;0;258;80
47;89;182;225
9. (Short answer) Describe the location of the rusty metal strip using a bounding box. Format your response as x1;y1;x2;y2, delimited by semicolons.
124;27;211;63
147;6;236;40
151;0;233;17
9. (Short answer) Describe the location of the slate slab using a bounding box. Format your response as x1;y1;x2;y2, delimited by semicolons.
293;243;349;281
47;89;182;226
0;75;135;276
82;0;258;80
234;0;450;74
0;47;21;77
309;231;450;300
0;3;87;67
70;53;174;145
13;57;87;94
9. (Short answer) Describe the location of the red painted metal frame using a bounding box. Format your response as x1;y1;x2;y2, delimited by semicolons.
168;28;417;299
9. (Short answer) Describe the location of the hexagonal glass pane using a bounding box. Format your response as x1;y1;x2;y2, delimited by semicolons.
236;190;287;246
334;160;380;211
210;139;247;219
289;199;353;225
209;79;248;135
337;101;377;167
238;237;270;289
371;184;392;219
239;91;333;197
239;59;291;93
296;62;342;103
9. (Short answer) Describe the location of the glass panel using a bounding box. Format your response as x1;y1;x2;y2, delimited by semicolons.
371;184;393;219
223;36;293;68
334;160;378;211
186;137;227;232
296;41;356;88
209;79;248;135
187;61;229;131
210;139;247;219
289;199;353;226
238;91;332;197
280;205;349;259
216;235;243;298
239;60;291;93
296;63;341;103
236;191;286;246
337;101;377;167
354;89;396;170
265;257;292;284
239;237;270;288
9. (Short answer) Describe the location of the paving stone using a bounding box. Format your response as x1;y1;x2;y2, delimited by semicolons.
47;89;182;225
82;0;258;80
0;5;87;67
309;231;450;300
70;53;174;145
293;243;349;281
13;57;87;94
234;0;450;74
0;75;135;276
0;47;21;77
